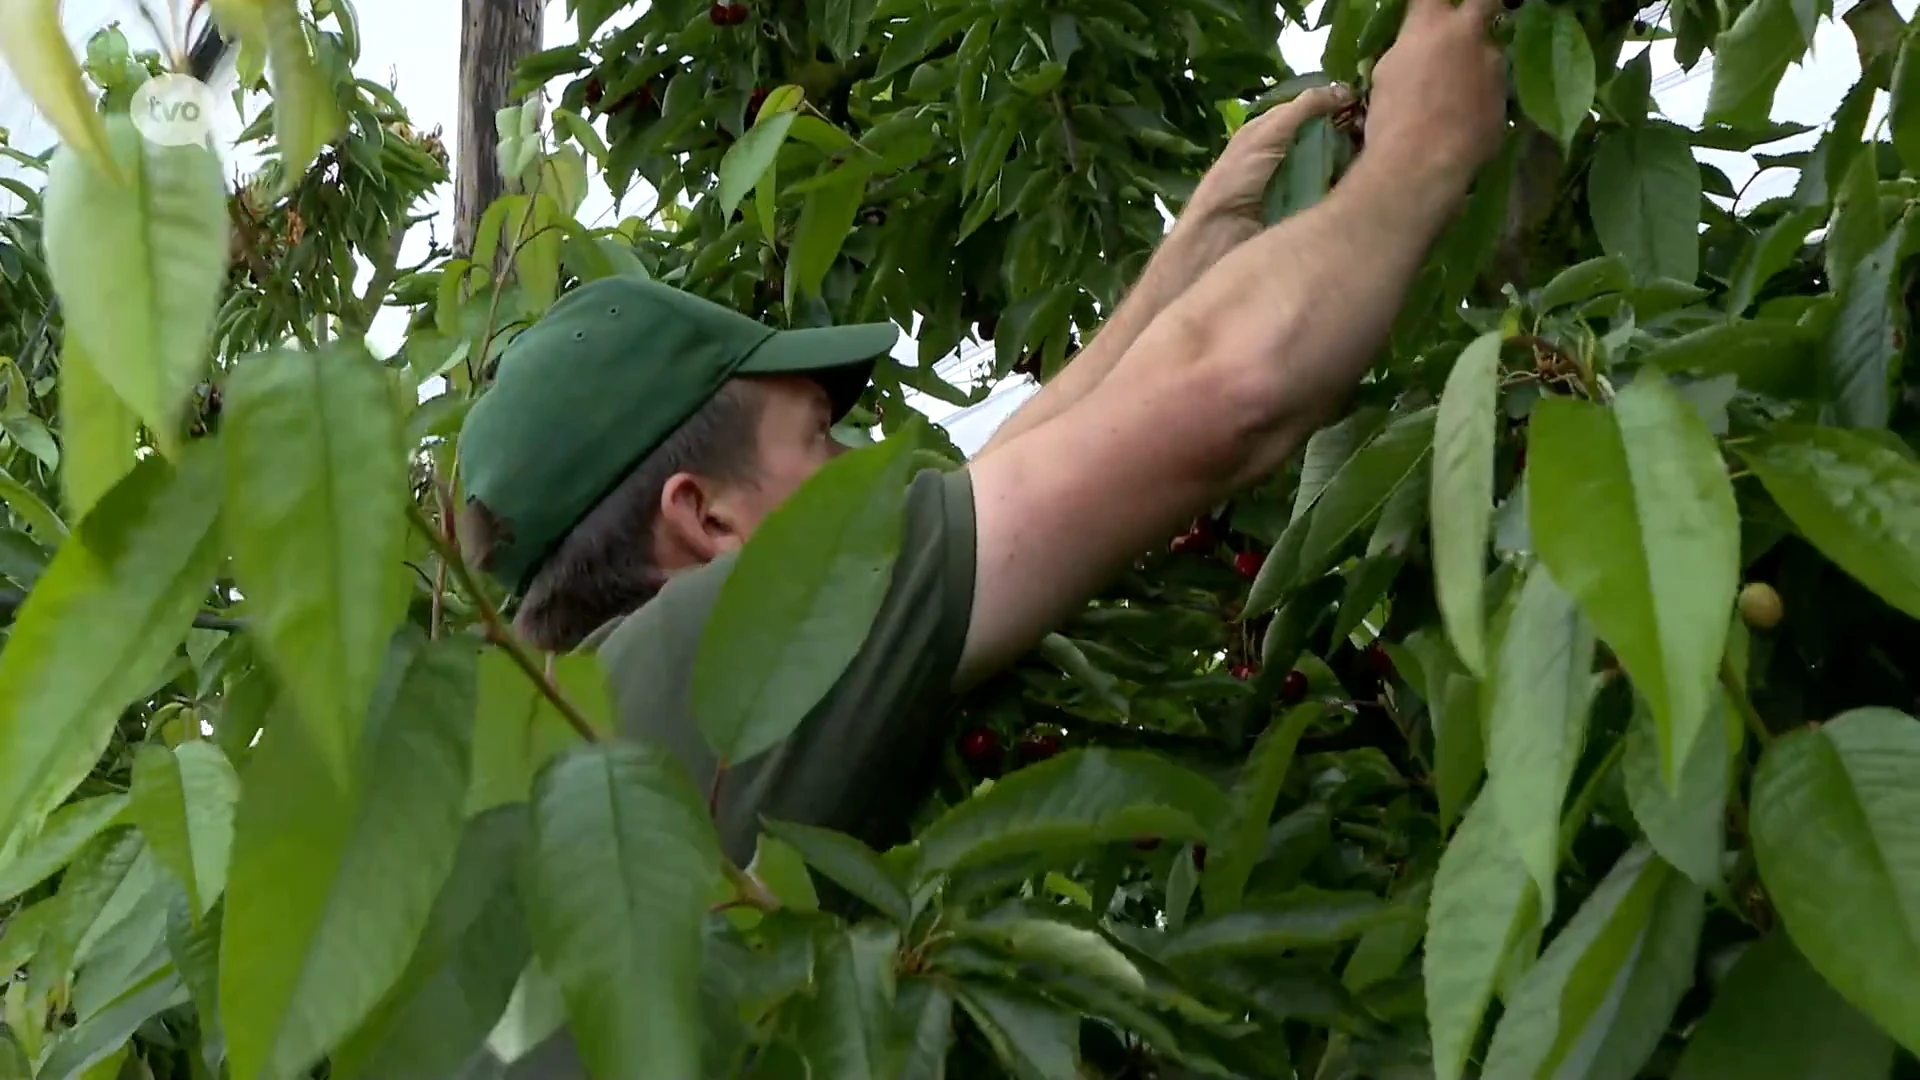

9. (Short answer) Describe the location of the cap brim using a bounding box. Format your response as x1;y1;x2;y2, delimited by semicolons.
739;321;897;418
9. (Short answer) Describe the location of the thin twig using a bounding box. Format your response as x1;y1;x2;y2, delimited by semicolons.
0;588;243;632
708;764;727;819
429;479;455;640
1721;657;1772;748
406;504;600;743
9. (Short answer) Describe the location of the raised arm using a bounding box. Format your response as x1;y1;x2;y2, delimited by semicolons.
957;0;1508;683
977;85;1358;455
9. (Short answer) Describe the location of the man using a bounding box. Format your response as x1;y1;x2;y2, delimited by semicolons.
457;0;1502;1067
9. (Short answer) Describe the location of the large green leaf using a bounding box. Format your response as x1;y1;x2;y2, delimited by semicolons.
1263;115;1348;224
42;116;226;458
1734;426;1920;619
787;162;871;302
1300;406;1436;579
1483;565;1596;908
0;450;223;846
331;806;532;1080
1705;0;1814;127
0;461;67;544
57;338;136;525
1623;691;1730;889
1588;125;1701;284
1482;845;1704;1079
1725;205;1824;315
955;983;1080;1080
912;749;1230;875
224;343;409;784
128;742;239;918
221;630;476;1080
0;0;117;177
1430;332;1503;676
797;923;901;1080
717;109;796;220
1674;931;1893;1079
0;794;127;905
1425;794;1543;1080
821;0;881;60
260;0;343;184
1824;147;1884;297
469;647;613;814
762;819;911;924
1529;375;1738;788
1894;33;1920;171
524;742;722;1080
1750;708;1920;1052
694;428;918;768
35;967;188;1080
1513;2;1595;150
1822;213;1907;429
1159;890;1397;962
1201;704;1321;915
1641;318;1818;397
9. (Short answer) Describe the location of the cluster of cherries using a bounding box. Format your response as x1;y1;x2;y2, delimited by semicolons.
708;1;751;25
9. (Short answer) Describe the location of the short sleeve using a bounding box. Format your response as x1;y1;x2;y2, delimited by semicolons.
595;466;977;863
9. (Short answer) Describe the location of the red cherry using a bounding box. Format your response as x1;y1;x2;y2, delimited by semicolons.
709;1;746;24
583;77;604;107
1018;732;1062;764
1515;445;1527;471
746;86;769;124
958;727;999;765
1133;836;1162;851
1281;668;1309;704
1233;550;1265;579
1191;845;1208;870
1230;663;1256;681
1367;642;1395;678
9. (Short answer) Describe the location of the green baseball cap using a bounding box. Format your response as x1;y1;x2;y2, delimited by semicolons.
458;276;897;591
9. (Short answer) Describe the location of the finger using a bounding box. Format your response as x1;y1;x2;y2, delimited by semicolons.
1239;83;1354;147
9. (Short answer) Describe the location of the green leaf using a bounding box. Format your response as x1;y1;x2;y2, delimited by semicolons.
331;806;532;1080
1482;845;1704;1079
1734;426;1920;619
717;110;797;219
796;923;900;1080
1624;690;1730;889
1484;565;1597;909
57;338;136;525
0;450;223;846
1160;890;1398;962
128;741;239;917
1528;375;1738;789
1263;115;1348;224
749;833;820;912
469;646;613;814
1201;704;1321;915
761;819;911;924
1750;708;1920;1052
787;162;871;302
1434;672;1484;832
695;429;917;767
1513;2;1596;150
221;630;477;1080
1672;932;1895;1080
1725;204;1823;315
1641;319;1818;396
0;0;116;178
912;749;1230;876
1706;0;1814;128
42;116;227;457
1893;34;1920;171
973;916;1145;992
0;460;68;543
1588;125;1701;284
1430;332;1503;676
955;983;1080;1080
1824;146;1884;297
224;343;409;784
524;742;722;1080
1822;213;1907;429
1344;879;1430;993
1537;255;1632;312
1301;406;1436;579
35;968;187;1080
821;0;881;59
0;794;127;905
1425;795;1544;1080
262;0;344;185
894;979;955;1080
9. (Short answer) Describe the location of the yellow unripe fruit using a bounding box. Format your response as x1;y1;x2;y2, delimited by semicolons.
1739;582;1784;631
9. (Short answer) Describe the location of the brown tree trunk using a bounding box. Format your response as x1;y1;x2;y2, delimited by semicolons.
455;0;544;257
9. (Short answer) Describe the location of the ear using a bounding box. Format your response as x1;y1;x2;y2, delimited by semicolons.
655;471;752;566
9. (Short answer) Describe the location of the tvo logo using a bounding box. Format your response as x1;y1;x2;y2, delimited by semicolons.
130;74;219;148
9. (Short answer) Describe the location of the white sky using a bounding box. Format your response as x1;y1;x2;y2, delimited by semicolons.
4;0;1913;452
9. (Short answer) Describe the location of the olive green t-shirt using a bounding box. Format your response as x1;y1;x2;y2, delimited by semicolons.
472;468;977;1080
588;465;979;863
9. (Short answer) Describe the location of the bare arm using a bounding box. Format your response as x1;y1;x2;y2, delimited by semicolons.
955;0;1508;683
978;87;1356;455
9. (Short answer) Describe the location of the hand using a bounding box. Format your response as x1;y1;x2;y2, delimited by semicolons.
1363;0;1507;189
1174;84;1359;257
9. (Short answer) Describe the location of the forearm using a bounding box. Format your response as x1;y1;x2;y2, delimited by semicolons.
976;223;1229;455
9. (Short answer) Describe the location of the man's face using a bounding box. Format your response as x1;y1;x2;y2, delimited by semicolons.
727;373;848;532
